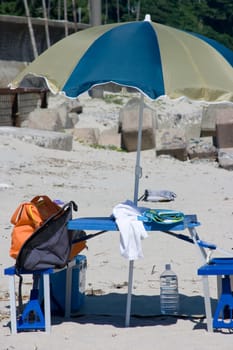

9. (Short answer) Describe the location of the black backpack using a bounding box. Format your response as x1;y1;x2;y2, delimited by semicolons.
16;201;78;271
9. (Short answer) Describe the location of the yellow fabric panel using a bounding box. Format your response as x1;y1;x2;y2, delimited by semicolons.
10;23;122;94
152;22;233;101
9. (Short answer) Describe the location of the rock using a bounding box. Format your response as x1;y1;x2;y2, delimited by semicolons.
73;127;100;145
69;105;83;114
24;108;63;131
187;137;217;160
68;112;80;126
183;124;201;141
24;105;77;131
156;129;187;161
153;96;204;129
48;94;82;114
88;86;104;98
98;127;121;148
218;148;233;170
56;105;74;129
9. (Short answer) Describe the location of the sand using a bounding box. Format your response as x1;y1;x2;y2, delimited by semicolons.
0;95;233;349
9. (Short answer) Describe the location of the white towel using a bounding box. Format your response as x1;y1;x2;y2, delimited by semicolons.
113;200;148;260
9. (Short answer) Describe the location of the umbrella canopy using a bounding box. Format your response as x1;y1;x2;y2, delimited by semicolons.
10;14;233;229
11;16;233;102
10;16;233;328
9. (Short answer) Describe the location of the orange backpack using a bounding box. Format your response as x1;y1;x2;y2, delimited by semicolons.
10;195;87;261
10;196;60;259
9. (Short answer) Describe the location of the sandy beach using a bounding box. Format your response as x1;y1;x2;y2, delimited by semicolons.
0;95;233;349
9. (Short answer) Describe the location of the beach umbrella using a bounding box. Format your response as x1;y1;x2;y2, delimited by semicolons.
10;15;233;205
10;14;233;327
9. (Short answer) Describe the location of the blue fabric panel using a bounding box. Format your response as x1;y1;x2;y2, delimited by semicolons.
189;32;233;67
63;22;165;99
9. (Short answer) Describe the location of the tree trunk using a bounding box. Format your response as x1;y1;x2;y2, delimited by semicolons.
72;0;78;32
136;1;140;21
47;0;51;18
104;0;108;24
23;0;38;58
90;0;102;26
58;0;61;20
42;0;51;48
64;0;68;36
116;0;120;22
127;0;130;17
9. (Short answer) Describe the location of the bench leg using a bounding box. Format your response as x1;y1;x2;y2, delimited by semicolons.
9;275;17;334
202;276;213;332
213;276;233;329
43;274;51;333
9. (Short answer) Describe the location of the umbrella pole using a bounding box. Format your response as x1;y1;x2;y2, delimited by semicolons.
133;93;144;204
125;93;144;327
125;259;134;327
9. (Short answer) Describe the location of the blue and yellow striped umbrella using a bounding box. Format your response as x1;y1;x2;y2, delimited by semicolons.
11;17;233;102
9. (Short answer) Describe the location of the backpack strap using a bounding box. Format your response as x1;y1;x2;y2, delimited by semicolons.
72;230;107;244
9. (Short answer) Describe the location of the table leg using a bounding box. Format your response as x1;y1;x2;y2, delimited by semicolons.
202;275;213;332
188;227;207;263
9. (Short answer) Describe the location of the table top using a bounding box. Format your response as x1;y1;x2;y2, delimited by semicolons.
68;214;200;232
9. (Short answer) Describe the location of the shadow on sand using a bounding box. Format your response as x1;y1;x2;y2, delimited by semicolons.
51;293;217;330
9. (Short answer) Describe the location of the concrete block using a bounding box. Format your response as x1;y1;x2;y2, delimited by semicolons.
201;103;233;137
187;137;217;160
120;98;156;152
218;148;233;170
156;129;187;161
69;105;83;114
73;127;100;145
99;128;121;148
102;83;122;93
24;108;63;131
48;95;82;114
215;108;233;148
0;126;73;151
56;105;74;129
88;86;104;98
68;112;80;126
184;124;201;141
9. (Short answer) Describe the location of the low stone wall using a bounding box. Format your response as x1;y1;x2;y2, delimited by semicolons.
0;15;89;62
0;88;47;126
0;126;72;151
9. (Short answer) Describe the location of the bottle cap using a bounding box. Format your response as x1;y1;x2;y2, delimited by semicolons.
165;263;171;270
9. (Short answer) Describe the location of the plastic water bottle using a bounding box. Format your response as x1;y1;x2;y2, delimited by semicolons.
160;263;179;315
